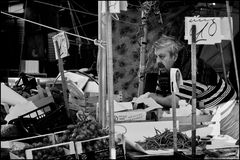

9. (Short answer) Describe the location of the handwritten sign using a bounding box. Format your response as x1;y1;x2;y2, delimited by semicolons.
185;17;222;45
52;32;69;59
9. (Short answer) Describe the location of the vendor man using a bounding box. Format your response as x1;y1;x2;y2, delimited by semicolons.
145;34;237;109
143;34;238;139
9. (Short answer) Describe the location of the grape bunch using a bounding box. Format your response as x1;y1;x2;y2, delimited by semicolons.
57;120;109;143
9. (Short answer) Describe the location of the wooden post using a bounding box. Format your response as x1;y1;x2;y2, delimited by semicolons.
226;1;240;100
106;2;116;159
138;7;148;96
171;76;177;153
219;43;228;81
191;25;197;156
98;1;107;128
53;41;70;117
98;1;103;125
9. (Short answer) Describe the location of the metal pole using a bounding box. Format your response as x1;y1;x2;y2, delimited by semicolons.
106;2;116;159
191;25;197;156
226;1;240;100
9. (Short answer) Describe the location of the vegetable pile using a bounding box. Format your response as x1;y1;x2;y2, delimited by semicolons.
136;128;196;150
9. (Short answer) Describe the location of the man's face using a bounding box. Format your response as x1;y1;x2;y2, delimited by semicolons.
154;47;177;71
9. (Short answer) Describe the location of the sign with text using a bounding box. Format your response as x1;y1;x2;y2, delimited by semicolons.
185;17;223;45
52;32;70;59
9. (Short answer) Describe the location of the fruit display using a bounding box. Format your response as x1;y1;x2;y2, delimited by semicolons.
9;134;55;159
25;141;76;160
8;113;126;159
56;119;109;143
75;136;110;154
28;142;75;160
77;138;126;160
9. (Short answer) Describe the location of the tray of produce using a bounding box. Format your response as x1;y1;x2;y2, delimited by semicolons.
8;133;56;159
25;141;76;160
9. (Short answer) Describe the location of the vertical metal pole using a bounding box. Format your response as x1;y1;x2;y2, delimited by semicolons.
54;41;70;117
191;25;197;157
138;9;148;96
226;1;240;100
106;2;116;160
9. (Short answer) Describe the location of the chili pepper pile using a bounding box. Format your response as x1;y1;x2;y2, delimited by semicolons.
136;128;193;150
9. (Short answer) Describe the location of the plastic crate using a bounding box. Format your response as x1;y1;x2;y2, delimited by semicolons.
9;103;72;135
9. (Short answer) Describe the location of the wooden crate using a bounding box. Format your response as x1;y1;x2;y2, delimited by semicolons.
9;133;56;159
25;141;76;159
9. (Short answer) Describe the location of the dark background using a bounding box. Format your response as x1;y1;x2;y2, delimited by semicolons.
0;0;239;86
0;0;99;80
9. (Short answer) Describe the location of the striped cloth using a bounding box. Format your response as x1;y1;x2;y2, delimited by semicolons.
176;75;237;109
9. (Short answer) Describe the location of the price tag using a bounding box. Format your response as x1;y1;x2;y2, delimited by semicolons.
185;17;222;44
52;32;70;59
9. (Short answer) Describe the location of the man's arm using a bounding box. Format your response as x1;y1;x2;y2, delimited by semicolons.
148;93;180;109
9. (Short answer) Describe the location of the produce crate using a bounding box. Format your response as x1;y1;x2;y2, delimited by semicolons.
9;133;56;159
53;130;69;143
75;135;126;160
10;103;72;135
78;144;126;160
25;141;77;160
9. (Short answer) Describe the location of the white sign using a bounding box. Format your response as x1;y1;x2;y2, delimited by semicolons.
101;1;128;13
220;17;233;40
52;32;70;59
185;17;222;44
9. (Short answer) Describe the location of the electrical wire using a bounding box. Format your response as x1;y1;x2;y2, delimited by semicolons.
34;0;98;17
0;11;106;47
70;1;90;44
70;0;91;13
35;0;139;27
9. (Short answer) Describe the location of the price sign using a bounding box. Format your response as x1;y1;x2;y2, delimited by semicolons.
185;17;222;45
52;32;70;59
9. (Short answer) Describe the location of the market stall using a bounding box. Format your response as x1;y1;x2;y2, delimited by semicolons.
1;1;239;160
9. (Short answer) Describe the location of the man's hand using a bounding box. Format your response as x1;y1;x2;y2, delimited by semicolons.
148;93;180;109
